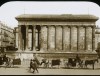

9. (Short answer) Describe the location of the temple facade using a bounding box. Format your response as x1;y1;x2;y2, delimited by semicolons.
15;14;99;59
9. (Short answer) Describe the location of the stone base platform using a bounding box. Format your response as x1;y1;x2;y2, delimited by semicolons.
3;51;98;61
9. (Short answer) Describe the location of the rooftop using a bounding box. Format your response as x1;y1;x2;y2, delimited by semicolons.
16;14;99;22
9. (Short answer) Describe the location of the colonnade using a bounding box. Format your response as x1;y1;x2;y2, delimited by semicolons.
18;25;95;52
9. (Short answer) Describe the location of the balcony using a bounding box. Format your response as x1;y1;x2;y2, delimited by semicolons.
4;31;8;37
3;37;9;42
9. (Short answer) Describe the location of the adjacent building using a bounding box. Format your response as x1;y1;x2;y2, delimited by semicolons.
0;21;15;52
15;14;99;60
95;27;100;49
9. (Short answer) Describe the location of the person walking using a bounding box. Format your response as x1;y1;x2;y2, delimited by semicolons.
32;59;39;73
3;54;8;65
29;59;33;71
33;54;40;65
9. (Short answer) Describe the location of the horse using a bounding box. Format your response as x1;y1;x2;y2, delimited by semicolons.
40;59;49;68
83;58;98;69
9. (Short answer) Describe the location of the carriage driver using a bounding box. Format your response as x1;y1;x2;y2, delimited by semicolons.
76;54;81;62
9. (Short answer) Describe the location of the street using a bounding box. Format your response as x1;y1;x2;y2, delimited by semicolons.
0;66;100;75
0;57;100;75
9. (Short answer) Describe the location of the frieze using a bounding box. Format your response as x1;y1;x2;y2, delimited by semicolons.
18;21;95;26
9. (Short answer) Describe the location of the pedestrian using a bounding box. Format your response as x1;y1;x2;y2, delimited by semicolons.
33;54;40;65
0;54;3;65
31;59;39;73
29;59;33;71
3;54;8;65
8;58;13;67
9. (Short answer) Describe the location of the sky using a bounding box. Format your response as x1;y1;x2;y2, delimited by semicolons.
0;1;100;29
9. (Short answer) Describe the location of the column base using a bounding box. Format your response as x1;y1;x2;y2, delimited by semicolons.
17;49;22;52
32;48;36;51
25;49;29;51
92;50;97;53
39;49;45;52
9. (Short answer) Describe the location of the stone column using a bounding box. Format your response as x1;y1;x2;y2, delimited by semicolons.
69;26;71;51
62;26;63;51
70;26;77;52
48;25;55;51
32;25;36;51
56;25;62;51
85;26;92;52
18;25;22;51
47;26;49;51
28;29;32;51
92;26;95;51
77;26;79;51
63;26;70;52
25;25;28;51
40;25;47;51
55;25;56;51
78;26;85;52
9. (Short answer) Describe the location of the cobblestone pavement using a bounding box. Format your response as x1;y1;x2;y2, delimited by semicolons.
0;66;100;75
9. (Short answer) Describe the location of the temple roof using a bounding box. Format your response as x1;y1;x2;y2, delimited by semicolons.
15;14;99;22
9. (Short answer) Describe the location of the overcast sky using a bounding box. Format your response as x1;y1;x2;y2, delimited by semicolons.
0;1;100;29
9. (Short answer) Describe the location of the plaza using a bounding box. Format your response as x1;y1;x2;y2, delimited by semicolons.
0;66;100;75
0;58;100;75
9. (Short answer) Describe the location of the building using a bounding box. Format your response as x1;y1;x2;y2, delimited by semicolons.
14;27;18;49
0;21;15;52
15;14;99;60
95;27;100;49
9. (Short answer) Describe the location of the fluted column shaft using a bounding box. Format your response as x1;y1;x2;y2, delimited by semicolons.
77;26;79;51
40;25;48;51
70;26;77;51
47;26;49;51
18;25;22;51
85;26;92;51
92;26;95;51
25;25;28;51
32;26;36;51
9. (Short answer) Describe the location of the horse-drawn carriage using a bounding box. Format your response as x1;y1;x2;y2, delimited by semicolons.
40;58;61;68
6;58;21;68
67;58;79;68
0;56;21;68
38;57;98;70
66;57;98;69
51;59;61;68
